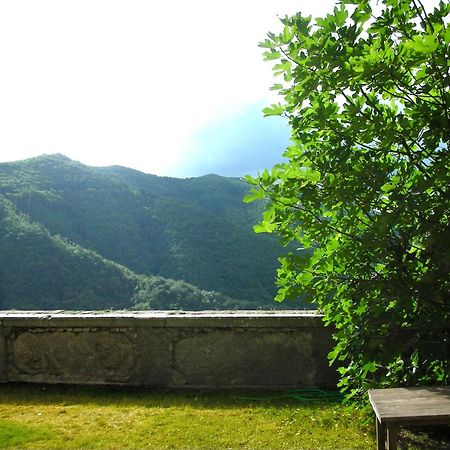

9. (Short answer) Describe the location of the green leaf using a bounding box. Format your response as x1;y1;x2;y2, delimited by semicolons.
273;60;292;76
287;167;321;183
406;34;439;53
253;222;277;233
444;27;450;44
243;188;265;203
262;104;284;116
263;50;281;61
281;25;295;44
381;182;395;192
270;83;283;91
243;174;258;185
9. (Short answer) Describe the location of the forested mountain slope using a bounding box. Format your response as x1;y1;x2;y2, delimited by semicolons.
0;196;136;309
0;195;265;310
0;154;303;310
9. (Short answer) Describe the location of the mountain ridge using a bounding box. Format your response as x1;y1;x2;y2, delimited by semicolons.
0;154;305;310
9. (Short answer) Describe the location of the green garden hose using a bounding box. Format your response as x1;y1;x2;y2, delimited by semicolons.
238;388;345;404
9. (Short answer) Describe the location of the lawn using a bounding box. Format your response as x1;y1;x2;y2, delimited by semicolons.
0;384;447;449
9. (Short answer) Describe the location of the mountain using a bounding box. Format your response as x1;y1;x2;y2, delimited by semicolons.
0;195;135;310
0;154;305;310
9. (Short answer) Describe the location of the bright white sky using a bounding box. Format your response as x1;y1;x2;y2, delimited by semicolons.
0;0;337;177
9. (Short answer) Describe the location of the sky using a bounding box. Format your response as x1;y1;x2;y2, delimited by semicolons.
0;0;337;178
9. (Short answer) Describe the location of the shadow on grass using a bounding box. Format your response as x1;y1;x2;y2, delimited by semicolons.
398;426;450;450
0;383;344;410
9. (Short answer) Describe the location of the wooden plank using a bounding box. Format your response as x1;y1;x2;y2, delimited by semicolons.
375;417;386;450
369;387;450;423
387;423;398;450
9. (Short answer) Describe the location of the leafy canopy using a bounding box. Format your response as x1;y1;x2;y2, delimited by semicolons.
245;0;450;400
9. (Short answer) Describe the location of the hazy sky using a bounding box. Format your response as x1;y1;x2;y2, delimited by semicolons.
0;0;336;177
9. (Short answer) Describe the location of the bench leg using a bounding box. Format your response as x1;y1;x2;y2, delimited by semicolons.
387;423;398;450
376;417;386;450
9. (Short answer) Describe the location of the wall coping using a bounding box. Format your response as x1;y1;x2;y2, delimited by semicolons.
0;310;324;328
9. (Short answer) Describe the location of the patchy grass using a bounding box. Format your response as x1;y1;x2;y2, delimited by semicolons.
0;384;447;449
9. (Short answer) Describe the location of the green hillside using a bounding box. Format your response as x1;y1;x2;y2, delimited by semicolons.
0;154;304;310
0;196;135;310
0;196;257;310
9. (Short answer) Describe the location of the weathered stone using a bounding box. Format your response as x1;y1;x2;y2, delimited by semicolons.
9;328;136;384
172;328;334;388
0;312;166;328
0;311;338;389
132;327;177;385
0;324;6;382
164;313;323;329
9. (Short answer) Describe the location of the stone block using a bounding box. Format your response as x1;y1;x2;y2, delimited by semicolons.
9;328;136;384
0;324;6;382
172;328;334;388
132;327;177;386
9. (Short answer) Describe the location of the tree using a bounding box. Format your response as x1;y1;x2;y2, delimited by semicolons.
245;0;450;401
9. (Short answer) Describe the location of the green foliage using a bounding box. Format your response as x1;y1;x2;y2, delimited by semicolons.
131;275;258;310
249;0;450;400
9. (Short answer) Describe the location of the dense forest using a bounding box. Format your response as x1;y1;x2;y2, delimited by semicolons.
0;154;307;310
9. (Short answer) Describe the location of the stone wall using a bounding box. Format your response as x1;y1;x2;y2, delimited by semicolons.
0;311;338;389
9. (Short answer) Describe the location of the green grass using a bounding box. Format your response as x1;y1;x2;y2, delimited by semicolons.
0;420;52;448
0;384;447;449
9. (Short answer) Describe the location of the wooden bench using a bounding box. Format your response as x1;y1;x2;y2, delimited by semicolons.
368;386;450;450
